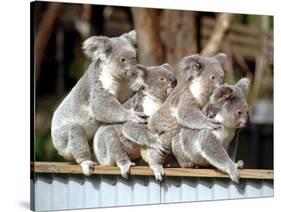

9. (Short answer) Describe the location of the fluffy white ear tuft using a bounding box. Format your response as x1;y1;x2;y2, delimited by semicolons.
161;63;174;72
82;36;111;60
177;54;201;77
121;30;137;48
211;85;233;103
214;53;227;68
236;78;250;97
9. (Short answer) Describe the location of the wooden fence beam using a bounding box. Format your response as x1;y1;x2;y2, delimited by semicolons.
31;162;273;180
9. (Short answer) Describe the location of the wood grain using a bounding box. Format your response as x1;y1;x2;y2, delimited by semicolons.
31;162;273;180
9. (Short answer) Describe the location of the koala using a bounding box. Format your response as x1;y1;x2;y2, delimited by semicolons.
51;30;147;176
171;78;250;183
93;64;177;178
122;53;226;180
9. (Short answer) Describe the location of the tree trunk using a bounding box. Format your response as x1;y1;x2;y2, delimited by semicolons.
35;2;63;82
131;8;164;66
160;10;198;77
251;16;270;106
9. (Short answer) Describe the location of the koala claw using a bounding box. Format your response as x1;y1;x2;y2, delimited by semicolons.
118;162;135;179
235;160;244;169
186;161;195;168
130;162;136;166
150;165;165;181
152;143;170;155
229;168;240;184
129;110;147;123
207;119;222;129
80;160;96;176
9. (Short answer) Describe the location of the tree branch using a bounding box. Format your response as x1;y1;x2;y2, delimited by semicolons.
201;13;234;56
35;3;63;82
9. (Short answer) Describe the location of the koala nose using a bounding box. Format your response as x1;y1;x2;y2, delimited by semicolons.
238;116;250;128
238;122;247;128
171;79;177;88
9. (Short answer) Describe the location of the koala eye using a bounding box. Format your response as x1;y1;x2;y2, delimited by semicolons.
120;57;127;64
211;75;216;80
237;110;242;115
160;76;165;81
131;72;137;77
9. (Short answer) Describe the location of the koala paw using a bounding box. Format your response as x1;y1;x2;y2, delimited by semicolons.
235;160;244;169
80;160;96;176
207;119;222;129
228;167;240;184
186;161;196;168
150;164;165;181
129;110;147;123
118;162;135;179
152;142;170;155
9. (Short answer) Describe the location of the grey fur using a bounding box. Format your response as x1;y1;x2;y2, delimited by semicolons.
94;64;177;178
171;78;250;183
122;54;226;180
51;31;147;176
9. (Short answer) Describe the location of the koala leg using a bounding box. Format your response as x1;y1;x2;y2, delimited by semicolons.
94;125;135;179
144;132;174;181
67;125;95;176
227;132;239;161
145;148;166;181
197;130;240;183
122;121;169;153
110;138;135;179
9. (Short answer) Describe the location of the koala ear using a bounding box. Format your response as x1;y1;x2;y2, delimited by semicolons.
161;63;174;72
121;30;137;48
214;53;227;68
136;64;148;77
236;78;250;97
211;85;233;103
82;36;112;60
178;54;201;76
137;64;147;73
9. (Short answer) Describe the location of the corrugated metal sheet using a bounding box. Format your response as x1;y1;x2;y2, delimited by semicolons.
32;174;273;211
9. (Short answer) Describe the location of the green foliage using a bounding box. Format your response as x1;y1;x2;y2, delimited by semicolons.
36;97;65;162
36;132;64;162
68;48;88;81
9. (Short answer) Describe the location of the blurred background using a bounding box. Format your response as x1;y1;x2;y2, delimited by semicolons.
33;1;273;169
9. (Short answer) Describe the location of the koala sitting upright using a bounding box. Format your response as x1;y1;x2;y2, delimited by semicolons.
122;54;226;180
171;78;250;183
93;64;177;178
51;31;147;176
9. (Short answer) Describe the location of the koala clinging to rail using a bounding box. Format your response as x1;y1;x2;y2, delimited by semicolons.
171;78;250;183
122;53;226;180
51;30;147;176
94;64;177;178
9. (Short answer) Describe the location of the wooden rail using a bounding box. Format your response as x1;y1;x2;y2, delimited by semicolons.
31;162;273;180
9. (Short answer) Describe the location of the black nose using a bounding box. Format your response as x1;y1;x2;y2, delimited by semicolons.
171;79;177;88
238;114;250;128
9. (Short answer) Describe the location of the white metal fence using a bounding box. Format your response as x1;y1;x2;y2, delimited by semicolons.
31;173;273;211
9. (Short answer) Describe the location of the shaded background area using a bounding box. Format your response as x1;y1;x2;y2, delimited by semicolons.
33;1;273;169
